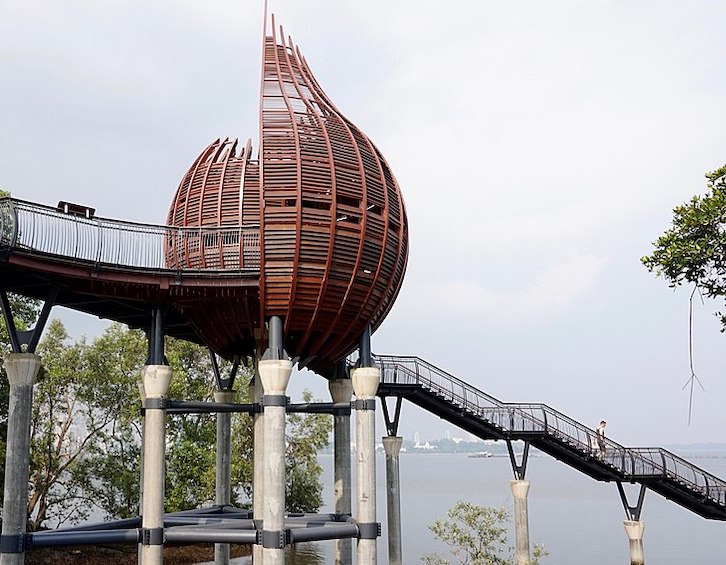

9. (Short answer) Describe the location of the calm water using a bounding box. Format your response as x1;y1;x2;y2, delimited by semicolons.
204;449;726;564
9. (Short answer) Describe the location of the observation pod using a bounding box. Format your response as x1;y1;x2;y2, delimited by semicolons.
167;19;408;375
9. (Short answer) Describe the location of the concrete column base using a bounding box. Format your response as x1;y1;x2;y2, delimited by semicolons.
352;366;380;565
510;480;531;565
1;354;42;565
140;365;172;565
259;359;293;565
623;520;645;565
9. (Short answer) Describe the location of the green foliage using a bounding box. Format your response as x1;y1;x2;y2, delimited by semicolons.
2;319;332;528
642;164;726;326
285;390;331;513
71;323;147;519
421;501;547;565
29;320;94;529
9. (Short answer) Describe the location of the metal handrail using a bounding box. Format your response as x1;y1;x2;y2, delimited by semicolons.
376;354;726;508
0;198;260;273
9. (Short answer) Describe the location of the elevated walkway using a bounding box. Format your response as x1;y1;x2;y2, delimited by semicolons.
376;355;726;520
0;197;260;352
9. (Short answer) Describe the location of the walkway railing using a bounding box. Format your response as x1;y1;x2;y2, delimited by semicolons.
376;354;726;508
0;198;260;273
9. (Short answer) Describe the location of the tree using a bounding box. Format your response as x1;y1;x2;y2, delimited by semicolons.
642;164;726;326
70;324;147;520
27;319;126;530
285;389;331;513
421;501;547;565
231;385;333;513
163;338;230;512
1;315;332;529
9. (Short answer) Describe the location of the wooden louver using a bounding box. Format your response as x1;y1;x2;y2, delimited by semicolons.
167;16;408;375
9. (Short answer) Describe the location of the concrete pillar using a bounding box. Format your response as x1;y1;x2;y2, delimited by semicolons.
0;353;42;565
351;366;380;565
251;370;264;564
328;378;353;565
623;520;645;565
140;364;172;565
382;436;403;565
510;480;531;565
258;359;292;565
214;390;236;565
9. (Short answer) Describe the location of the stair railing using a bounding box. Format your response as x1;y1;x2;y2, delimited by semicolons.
376;354;726;506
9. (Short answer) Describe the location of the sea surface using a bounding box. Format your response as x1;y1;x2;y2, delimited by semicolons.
201;448;726;564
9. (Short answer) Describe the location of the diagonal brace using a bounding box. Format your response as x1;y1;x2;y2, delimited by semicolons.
381;395;403;437
0;287;57;353
617;482;647;521
507;440;530;480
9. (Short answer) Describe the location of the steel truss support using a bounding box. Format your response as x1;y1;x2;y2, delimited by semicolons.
209;349;241;392
146;306;166;366
0;286;57;353
506;440;530;480
381;396;403;437
617;482;647;522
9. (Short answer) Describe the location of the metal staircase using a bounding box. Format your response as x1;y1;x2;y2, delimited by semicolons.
375;355;726;520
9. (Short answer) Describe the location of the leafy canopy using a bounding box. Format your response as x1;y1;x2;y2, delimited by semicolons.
1;317;332;529
642;164;726;326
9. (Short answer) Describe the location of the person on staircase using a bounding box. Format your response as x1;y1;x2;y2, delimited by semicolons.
596;420;607;459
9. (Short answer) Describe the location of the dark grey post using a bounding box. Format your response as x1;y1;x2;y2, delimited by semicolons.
0;354;42;565
214;389;235;564
383;436;403;565
328;376;353;565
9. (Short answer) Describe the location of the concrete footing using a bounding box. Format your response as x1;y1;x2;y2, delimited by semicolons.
0;353;42;565
329;378;353;565
140;364;173;565
258;359;292;565
383;436;403;565
623;520;645;565
510;479;531;565
352;366;380;565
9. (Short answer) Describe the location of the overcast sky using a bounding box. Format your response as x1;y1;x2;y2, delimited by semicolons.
2;1;726;446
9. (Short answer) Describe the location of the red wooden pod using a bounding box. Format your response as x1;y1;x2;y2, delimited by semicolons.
167;19;408;374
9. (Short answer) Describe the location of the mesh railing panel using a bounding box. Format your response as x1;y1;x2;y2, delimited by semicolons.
0;198;260;273
376;354;726;507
